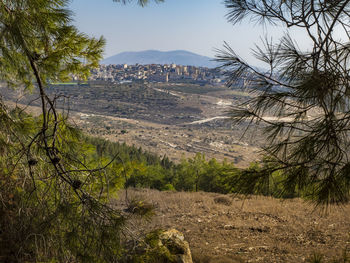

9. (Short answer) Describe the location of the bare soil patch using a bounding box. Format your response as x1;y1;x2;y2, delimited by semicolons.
116;189;350;263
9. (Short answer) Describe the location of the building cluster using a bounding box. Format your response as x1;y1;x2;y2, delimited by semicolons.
86;64;223;84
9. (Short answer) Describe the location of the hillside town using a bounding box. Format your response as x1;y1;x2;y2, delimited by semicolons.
86;64;223;84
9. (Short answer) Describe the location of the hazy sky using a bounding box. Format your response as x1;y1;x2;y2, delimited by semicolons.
68;0;308;65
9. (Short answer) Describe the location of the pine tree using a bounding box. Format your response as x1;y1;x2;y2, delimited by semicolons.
0;0;163;261
218;0;350;205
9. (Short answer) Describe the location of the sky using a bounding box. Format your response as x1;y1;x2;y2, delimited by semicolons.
68;0;308;65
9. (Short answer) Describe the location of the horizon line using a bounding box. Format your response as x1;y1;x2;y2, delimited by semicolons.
103;49;215;60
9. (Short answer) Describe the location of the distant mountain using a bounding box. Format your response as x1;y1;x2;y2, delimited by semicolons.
102;50;218;68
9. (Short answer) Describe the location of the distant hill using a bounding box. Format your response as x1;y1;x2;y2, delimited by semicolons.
102;50;218;68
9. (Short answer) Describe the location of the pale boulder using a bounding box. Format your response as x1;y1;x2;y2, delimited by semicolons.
160;229;193;263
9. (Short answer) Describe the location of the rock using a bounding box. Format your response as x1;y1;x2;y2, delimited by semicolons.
224;224;235;230
129;229;193;262
160;229;193;263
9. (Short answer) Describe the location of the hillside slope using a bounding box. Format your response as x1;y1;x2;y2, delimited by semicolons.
102;50;217;68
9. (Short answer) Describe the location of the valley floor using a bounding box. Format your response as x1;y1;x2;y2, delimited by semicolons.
116;189;350;263
2;82;263;167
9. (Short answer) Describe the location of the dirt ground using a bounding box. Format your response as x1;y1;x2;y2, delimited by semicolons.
116;188;350;263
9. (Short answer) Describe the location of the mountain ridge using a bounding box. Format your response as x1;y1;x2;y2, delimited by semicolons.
102;50;217;68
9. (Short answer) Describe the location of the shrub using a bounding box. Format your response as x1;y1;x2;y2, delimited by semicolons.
213;196;232;206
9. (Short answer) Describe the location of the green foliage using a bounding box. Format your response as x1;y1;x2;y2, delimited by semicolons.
81;135;342;200
76;139;242;195
88;136;167;166
0;1;171;260
0;105;183;262
0;2;111;260
0;107;126;262
219;0;350;205
0;0;172;262
0;0;105;89
162;183;175;191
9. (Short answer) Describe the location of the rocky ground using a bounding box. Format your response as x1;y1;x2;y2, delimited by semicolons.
115;188;350;263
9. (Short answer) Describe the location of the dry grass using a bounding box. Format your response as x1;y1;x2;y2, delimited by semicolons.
114;188;350;263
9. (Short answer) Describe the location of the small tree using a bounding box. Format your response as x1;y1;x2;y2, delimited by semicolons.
218;0;350;205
